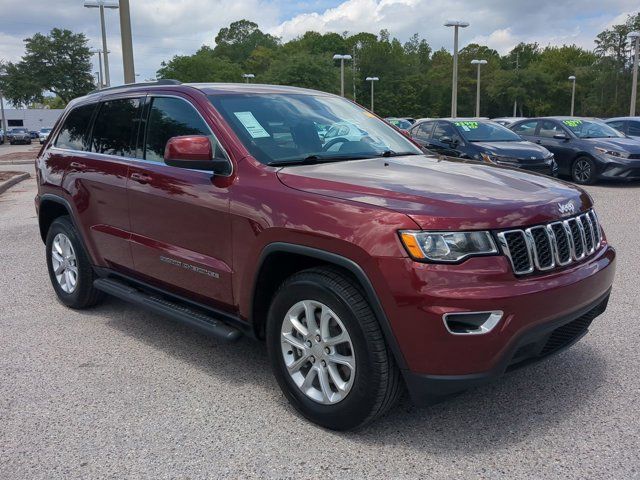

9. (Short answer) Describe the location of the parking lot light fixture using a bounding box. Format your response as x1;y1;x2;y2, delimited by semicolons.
84;0;119;87
471;59;487;117
242;73;255;84
629;32;640;116
445;20;469;118
365;77;379;112
333;54;353;97
568;75;576;116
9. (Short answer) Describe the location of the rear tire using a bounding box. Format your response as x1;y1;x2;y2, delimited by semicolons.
266;266;402;430
45;216;104;309
571;156;597;184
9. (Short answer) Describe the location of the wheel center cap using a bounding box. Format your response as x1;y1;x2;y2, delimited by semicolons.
312;343;324;359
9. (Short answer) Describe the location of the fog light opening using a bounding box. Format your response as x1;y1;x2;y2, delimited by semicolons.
443;311;503;335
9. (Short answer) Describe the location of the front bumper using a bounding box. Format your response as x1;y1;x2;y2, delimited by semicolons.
598;158;640;180
373;242;616;403
403;289;610;405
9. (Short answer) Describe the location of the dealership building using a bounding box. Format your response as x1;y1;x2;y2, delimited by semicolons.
1;108;64;131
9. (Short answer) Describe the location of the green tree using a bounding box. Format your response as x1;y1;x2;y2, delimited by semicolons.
0;28;94;106
157;46;243;82
214;20;279;65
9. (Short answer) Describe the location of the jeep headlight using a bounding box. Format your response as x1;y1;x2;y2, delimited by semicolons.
399;230;498;263
594;147;630;159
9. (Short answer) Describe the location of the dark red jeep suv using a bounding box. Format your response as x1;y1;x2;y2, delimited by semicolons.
35;81;616;430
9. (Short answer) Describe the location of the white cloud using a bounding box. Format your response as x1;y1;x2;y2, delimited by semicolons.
0;0;638;85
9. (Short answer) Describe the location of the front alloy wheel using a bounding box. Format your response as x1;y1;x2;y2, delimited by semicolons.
267;267;402;430
572;157;596;184
281;300;356;405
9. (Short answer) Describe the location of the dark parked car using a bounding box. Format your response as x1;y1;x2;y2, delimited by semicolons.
7;127;32;145
510;117;640;184
385;117;412;131
605;117;640;141
409;118;557;176
35;81;615;430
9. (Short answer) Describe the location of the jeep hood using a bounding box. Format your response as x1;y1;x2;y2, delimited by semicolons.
276;155;591;230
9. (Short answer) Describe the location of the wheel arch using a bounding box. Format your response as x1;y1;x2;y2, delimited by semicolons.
38;194;90;255
250;242;408;370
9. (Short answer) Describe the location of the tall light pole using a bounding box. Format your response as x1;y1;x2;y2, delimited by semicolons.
119;0;136;84
84;0;118;87
471;59;487;117
333;54;352;97
366;77;379;112
629;31;640;116
445;20;469;118
568;75;576;116
0;69;7;140
242;73;255;84
90;49;104;89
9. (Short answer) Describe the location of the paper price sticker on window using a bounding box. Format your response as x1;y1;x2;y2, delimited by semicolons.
234;111;270;138
454;121;478;131
562;120;582;127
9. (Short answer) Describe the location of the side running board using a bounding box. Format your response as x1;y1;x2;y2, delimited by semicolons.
94;278;242;343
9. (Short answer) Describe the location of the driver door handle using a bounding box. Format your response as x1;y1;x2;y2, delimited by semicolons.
130;172;152;185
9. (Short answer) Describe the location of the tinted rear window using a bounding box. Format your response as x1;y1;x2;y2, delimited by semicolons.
91;98;142;157
55;104;96;150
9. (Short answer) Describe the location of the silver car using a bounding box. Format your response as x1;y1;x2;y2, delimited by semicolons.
605;117;640;140
7;127;32;145
39;128;53;145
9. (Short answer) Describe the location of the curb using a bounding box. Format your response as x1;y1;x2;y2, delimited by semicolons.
0;160;36;165
0;172;31;195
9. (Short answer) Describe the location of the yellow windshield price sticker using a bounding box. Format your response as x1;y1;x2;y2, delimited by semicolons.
454;121;478;130
562;120;582;127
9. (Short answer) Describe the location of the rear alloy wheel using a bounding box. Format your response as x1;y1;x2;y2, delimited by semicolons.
267;267;402;430
572;156;596;185
46;216;104;309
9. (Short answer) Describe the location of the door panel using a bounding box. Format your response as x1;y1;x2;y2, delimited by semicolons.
535;121;575;174
53;101;134;270
127;95;234;308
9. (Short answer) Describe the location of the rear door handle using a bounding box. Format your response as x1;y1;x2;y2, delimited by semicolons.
130;172;152;185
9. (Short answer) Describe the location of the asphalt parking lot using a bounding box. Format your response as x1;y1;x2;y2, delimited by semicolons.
1;153;639;479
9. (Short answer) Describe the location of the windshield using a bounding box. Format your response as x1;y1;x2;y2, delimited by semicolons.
560;119;624;139
453;121;522;142
12;128;28;133
40;128;52;133
208;93;422;165
387;118;412;130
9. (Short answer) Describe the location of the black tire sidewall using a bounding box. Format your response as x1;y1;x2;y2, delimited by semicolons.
45;217;95;309
266;276;384;430
572;156;596;184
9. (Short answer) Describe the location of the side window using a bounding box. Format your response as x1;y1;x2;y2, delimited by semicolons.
55;104;96;151
145;97;221;163
91;98;142;157
512;120;538;136
538;121;563;138
607;121;625;133
432;122;461;143
628;121;640;136
415;121;434;139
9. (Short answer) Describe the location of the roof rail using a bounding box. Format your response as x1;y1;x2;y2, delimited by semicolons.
89;79;182;95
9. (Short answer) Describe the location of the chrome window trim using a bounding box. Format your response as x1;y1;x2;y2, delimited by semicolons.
497;230;534;275
525;226;555;271
580;213;596;255
145;94;233;177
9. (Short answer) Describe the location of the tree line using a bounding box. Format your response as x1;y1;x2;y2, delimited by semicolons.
1;13;639;119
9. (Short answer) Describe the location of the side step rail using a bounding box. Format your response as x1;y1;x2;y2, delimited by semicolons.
94;278;242;343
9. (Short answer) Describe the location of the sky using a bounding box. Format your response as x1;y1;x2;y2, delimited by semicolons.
0;0;637;86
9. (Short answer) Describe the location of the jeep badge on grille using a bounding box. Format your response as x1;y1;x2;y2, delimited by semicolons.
558;201;576;216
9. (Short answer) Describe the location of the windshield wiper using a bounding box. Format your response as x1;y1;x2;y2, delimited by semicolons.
267;154;373;167
379;150;420;157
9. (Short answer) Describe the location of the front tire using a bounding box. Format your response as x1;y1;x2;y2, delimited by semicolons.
572;156;597;184
266;267;402;430
45;216;104;309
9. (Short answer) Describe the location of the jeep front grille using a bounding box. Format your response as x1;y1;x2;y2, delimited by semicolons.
497;210;602;275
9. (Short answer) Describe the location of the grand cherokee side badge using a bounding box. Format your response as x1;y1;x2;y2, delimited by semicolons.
558;201;576;216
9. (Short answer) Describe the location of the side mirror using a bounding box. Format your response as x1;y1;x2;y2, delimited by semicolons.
553;133;569;141
164;135;230;173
